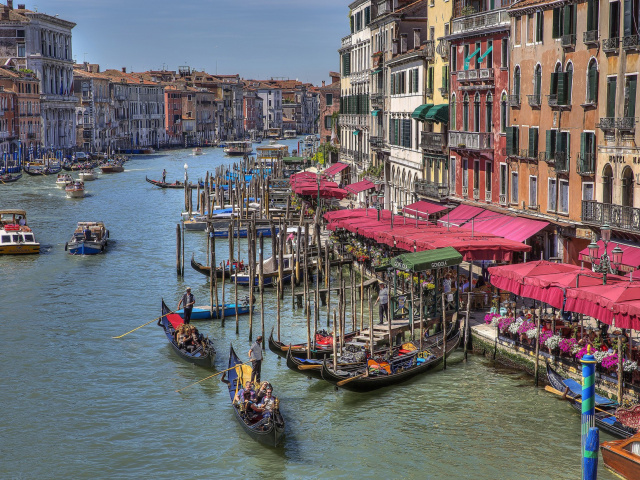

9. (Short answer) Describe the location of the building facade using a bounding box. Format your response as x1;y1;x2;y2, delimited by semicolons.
319;72;341;143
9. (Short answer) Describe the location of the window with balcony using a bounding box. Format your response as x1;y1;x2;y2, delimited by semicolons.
623;0;640;48
624;74;637;120
451;94;456;130
548;178;558;211
511;171;519;204
463;93;469;131
579;132;596;174
485;93;493;132
473;93;481;132
607;76;617;117
529;176;538;207
586;60;599;103
585;0;599;43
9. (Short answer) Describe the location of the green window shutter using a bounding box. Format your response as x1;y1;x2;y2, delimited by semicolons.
514;69;520;96
391;74;395;95
394;119;399;146
442;66;447;91
566;70;573;105
566;132;570;166
514;127;519;152
365;6;370;26
587;0;594;31
506;127;514;155
580;132;587;162
607;78;617;117
350;15;354;34
528;128;535;155
557;72;566;104
627;76;637;118
563;5;571;36
588;65;598;103
413;69;419;92
589;132;596;155
552;8;560;38
535;70;542;97
550;72;558;95
536;11;543;42
546;129;557;158
533;128;538;156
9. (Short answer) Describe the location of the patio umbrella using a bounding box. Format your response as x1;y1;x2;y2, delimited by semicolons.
564;282;640;326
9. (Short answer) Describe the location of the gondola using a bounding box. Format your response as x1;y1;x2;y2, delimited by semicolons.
24;163;62;175
546;364;637;438
145;176;201;189
158;299;216;367
320;326;461;392
0;173;22;183
221;345;285;447
190;254;242;279
269;327;359;359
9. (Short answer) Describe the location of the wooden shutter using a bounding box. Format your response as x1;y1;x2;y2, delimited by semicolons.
557;72;566;104
588;64;598;103
536;11;543;42
528;128;538;156
563;5;571;36
566;70;572;105
607;77;617;117
627;76;637;118
413;69;419;92
587;0;594;31
552;8;560;38
580;132;587;164
546;129;556;158
624;0;632;37
506;127;515;155
550;72;558;95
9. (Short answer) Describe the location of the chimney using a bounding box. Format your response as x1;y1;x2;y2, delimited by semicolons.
122;67;126;73
18;4;25;9
322;80;325;87
7;0;13;10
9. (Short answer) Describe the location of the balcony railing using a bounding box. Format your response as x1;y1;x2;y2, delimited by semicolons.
583;30;599;46
547;94;570;108
451;9;510;35
341;35;352;48
485;190;492;202
425;88;433;97
369;135;385;148
456;68;494;82
597;117;617;130
414;180;449;201
499;193;507;205
617;117;636;131
449;131;493;150
473;188;480;200
507;95;520;107
439;86;449;96
436;38;449;59
624;34;640;50
423;40;435;60
562;34;576;48
421;131;446;153
577;153;595;176
527;94;541;107
462;186;468;198
554;152;569;173
602;37;620;53
582;200;640;232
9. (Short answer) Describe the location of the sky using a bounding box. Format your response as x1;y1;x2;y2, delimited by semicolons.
37;0;347;85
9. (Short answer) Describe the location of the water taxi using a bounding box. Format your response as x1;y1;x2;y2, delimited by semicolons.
284;130;297;139
266;127;282;139
65;181;86;198
65;221;109;255
56;173;73;188
256;143;289;167
192;147;204;156
0;209;39;255
78;169;96;181
223;141;253;156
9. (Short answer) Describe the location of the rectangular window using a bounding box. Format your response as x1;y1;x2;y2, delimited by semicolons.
500;163;508;196
583;183;594;201
607;76;617;118
402;119;412;148
462;158;468;187
486;40;493;68
610;1;620;38
364;6;371;26
536;11;544;42
501;38;508;67
326;93;333;106
548;178;558;211
485;161;492;192
559;179;569;213
511;171;519;204
324;116;332;129
451;45;457;71
17;43;25;57
475;41;481;69
427;67;433;92
552;7;562;38
515;16;521;45
529;176;538;206
625;74;637;119
527;14;534;43
450;157;456;191
473;160;480;189
356;11;362;31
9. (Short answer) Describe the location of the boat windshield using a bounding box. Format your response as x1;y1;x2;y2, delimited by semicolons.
624;441;640;455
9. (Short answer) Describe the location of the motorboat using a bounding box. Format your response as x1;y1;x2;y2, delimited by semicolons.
56;173;73;188
65;181;85;198
283;130;297;139
601;433;640;479
65;221;109;255
224;141;253;156
192;147;204;156
78;169;96;181
0;209;40;255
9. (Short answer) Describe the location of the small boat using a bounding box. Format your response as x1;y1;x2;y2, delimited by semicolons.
145;176;201;189
65;181;85;198
24;161;62;176
176;301;254;320
546;364;638;438
319;326;461;392
221;345;285;446
56;173;73;188
231;253;293;287
0;209;40;254
100;161;124;173
159;300;216;367
192;147;204;156
65;221;109;255
269;328;360;360
190;255;243;279
283;130;297;139
0;173;21;183
224;141;253;156
601;432;640;479
213;225;279;239
78;169;96;181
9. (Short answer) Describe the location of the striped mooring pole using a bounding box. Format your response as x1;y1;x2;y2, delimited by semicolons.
581;346;598;480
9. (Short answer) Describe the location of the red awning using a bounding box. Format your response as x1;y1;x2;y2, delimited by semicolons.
460;210;549;242
402;200;447;217
437;204;484;226
579;240;640;274
323;162;349;176
345;179;375;194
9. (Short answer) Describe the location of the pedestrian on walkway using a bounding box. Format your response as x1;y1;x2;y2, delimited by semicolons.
249;336;263;384
375;283;389;324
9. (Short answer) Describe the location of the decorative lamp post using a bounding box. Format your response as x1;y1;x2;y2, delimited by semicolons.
588;224;623;285
375;193;383;221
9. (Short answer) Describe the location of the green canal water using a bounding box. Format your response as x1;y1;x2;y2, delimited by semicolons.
0;143;619;479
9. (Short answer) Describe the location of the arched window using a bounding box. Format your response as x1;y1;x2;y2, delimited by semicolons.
463;93;469;131
450;94;456;130
587;59;598;104
566;62;574;105
603;164;613;204
513;66;521;97
533;64;542;102
623;166;634;207
550;62;562;95
474;92;481;132
486;93;493;132
500;92;507;133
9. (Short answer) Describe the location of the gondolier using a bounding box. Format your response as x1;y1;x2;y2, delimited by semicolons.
177;287;195;324
248;336;263;384
375;283;389;324
162;169;167;183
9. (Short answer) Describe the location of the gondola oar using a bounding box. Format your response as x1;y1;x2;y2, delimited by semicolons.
298;365;322;371
112;311;176;339
175;361;251;393
336;370;368;387
545;385;615;416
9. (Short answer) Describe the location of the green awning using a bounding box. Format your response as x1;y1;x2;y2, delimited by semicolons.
353;129;361;135
282;156;305;164
424;104;449;124
371;109;381;117
371;68;382;75
391;247;462;272
411;104;433;120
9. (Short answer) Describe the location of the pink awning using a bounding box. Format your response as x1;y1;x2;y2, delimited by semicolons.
345;179;375;194
579;240;640;274
460;210;548;242
323;162;349;176
437;204;484;226
402;200;447;217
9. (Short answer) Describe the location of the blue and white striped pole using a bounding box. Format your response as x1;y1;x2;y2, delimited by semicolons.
581;347;597;480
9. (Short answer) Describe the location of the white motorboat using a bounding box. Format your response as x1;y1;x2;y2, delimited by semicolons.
65;181;85;198
56;173;73;188
78;169;96;181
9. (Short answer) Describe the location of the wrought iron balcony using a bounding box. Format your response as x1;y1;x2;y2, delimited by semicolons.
421;132;446;153
554;152;569;173
527;94;541;108
451;9;510;35
448;131;493;151
507;95;520;107
370;92;384;107
456;68;494;82
583;30;599;46
617;117;636;131
577;153;595;176
423;40;435;61
602;37;620;53
414;180;449;201
439;86;449;96
597;117;617;130
562;34;576;48
624;34;640;50
518;148;536;159
582;200;640;232
547;94;558;107
369;135;385;148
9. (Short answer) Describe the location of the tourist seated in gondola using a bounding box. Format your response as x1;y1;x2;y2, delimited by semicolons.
254;387;276;418
255;381;272;404
234;380;255;405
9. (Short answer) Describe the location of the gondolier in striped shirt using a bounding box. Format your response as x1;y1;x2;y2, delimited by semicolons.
248;336;263;384
177;287;195;324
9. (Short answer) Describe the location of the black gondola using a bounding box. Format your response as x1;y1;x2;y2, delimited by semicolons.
158;299;216;367
221;345;285;447
145;176;202;189
268;327;359;359
190;254;240;279
24;163;62;175
0;173;22;183
320;326;461;392
546;364;637;438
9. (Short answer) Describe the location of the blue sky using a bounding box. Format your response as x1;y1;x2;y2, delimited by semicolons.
40;0;347;85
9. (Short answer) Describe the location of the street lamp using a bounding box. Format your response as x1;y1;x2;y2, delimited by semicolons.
588;224;624;285
375;193;384;221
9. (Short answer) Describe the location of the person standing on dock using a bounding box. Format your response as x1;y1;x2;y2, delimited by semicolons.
178;287;195;324
248;336;263;384
375;283;389;325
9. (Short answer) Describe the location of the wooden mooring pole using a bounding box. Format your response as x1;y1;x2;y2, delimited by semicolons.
176;223;181;277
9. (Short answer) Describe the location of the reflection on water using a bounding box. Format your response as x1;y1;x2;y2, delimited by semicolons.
0;143;618;479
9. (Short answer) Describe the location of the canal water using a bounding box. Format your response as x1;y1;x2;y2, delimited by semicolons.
0;142;618;479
